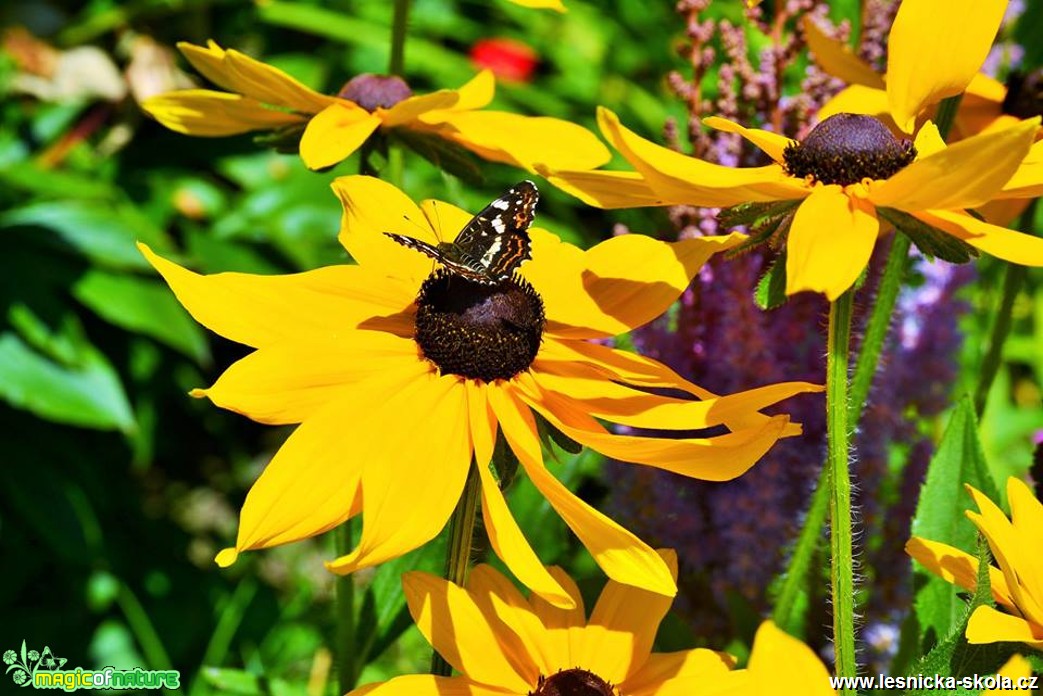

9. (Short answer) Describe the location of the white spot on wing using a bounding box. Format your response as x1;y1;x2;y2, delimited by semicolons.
480;237;503;266
491;199;510;210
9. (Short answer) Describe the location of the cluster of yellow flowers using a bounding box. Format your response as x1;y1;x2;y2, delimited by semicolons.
138;0;1043;692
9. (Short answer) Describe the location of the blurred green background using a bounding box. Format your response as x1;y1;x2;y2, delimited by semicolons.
2;0;1042;694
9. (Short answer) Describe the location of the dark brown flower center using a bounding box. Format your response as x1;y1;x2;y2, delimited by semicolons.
337;74;413;111
783;113;916;186
414;271;544;382
1002;69;1043;119
529;669;616;696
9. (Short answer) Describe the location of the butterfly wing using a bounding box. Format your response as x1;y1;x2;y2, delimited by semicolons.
383;232;492;283
453;181;538;281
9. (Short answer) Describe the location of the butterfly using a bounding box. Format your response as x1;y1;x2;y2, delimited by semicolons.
384;181;538;284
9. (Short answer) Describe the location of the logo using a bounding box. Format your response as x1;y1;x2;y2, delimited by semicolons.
384;180;538;284
4;641;180;691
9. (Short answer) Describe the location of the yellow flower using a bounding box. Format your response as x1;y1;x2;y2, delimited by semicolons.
907;478;1043;650
349;551;736;696
506;0;566;11
141;41;607;171
139;176;821;604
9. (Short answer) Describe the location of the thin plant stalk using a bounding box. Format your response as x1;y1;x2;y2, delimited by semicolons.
389;0;410;77
827;289;856;692
431;464;481;676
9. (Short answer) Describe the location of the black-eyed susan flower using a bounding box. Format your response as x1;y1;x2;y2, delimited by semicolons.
907;478;1043;650
542;105;1043;300
139;176;821;605
348;551;736;696
141;41;605;171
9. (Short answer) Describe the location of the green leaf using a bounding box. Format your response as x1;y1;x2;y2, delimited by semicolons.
879;208;980;264
0;200;164;270
754;251;788;310
390;129;484;186
0;331;135;432
72;271;209;362
535;411;583;456
910;397;999;649
200;668;306;696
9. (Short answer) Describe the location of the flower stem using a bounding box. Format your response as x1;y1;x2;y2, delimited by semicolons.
335;521;358;693
974;200;1037;416
389;0;411;76
827;289;856;692
431;463;481;676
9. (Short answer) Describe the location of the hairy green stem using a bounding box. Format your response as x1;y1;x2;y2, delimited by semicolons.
431;464;481;676
389;0;411;76
335;521;357;693
975;201;1037;415
828;289;856;692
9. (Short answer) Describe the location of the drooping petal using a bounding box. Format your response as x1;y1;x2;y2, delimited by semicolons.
599;108;808;206
489;383;677;597
196;330;418;425
621;649;735;696
348;675;503;696
380;90;460;127
529;565;585;629
887;0;1008;133
817;85;891;122
966;606;1043;647
537;167;687;209
745;621;835;695
573;549;678;683
138;243;415;349
326;371;472;574
905;536;1015;608
216;363;431;566
299;102;382;170
178;41;333;113
526;231;744;338
999;139;1043;199
529;363;821;431
702;116;795;164
402;571;535;691
141;90;306;136
1007;478;1043;609
331;175;439;282
431;111;611;171
803;17;885;89
451;70;496;111
869;118;1039;211
522;371;796;481
914;210;1043;266
466;381;574;609
785;187;879;300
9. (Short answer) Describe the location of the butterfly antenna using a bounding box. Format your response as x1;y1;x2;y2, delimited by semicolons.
401;213;438;276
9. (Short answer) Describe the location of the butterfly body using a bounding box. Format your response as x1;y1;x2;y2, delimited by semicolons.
385;181;538;284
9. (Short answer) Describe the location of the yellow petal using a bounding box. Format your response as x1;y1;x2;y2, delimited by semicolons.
529;565;585;629
530;361;821;431
402;571;535;691
178;41;333;113
869;118;1040;211
967;605;1043;647
913;121;947;158
432;111;611;171
141;90;306;136
905;536;1015;608
599;108;808;206
538;167;687;209
914;210;1043;265
380;90;459;127
785;187;879;300
817;84;891;122
999;139;1043;199
746;621;835;695
489;383;677;597
505;0;566;11
196;331;417;425
467;381;575;609
138;243;414;349
331;175;438;282
887;0;1008;133
620;649;735;695
299;102;381;170
326;371;472;574
574;549;678;683
988;655;1033;696
452;70;495;111
347;674;498;696
1007;477;1043;610
222;366;430;562
466;565;557;676
525;230;743;339
523;371;797;481
803;17;885;89
702;116;796;164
